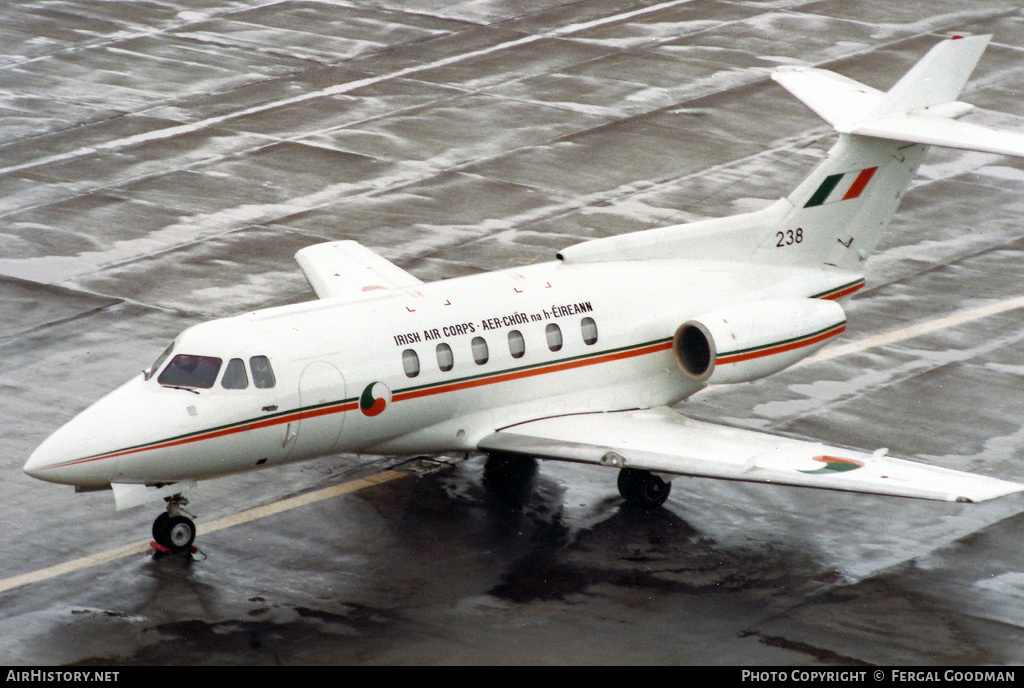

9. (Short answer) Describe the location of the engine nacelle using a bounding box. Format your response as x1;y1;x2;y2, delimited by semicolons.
674;298;846;385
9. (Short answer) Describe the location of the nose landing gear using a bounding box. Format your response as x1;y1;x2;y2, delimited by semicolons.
152;494;197;554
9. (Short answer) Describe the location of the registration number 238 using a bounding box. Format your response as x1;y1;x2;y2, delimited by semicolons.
776;228;804;247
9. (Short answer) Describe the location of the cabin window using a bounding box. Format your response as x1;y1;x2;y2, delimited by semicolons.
250;355;276;389
508;330;525;359
146;342;175;381
581;317;598;345
158;354;223;389
222;358;249;389
471;337;489;365
436;343;454;372
545;323;563;352
403;349;420;378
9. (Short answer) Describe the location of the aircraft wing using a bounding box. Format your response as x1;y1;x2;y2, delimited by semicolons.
295;240;423;300
478;408;1024;503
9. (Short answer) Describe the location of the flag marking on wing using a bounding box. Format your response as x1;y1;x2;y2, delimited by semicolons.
799;455;865;474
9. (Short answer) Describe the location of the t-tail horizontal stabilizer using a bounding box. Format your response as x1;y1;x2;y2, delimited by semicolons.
557;36;1024;272
773;35;1024;158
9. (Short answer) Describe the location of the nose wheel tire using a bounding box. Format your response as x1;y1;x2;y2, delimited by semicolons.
617;468;671;508
152;512;168;541
153;513;196;553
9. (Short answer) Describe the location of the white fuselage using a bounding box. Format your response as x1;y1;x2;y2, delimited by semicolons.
24;256;861;489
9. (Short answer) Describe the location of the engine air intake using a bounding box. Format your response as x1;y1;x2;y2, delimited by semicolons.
674;298;846;385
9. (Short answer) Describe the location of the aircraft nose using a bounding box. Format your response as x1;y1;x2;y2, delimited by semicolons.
24;434;65;481
24;400;118;487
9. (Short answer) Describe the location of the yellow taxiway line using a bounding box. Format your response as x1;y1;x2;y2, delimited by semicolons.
0;470;404;594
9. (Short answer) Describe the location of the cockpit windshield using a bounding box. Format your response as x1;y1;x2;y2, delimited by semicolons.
158;354;223;389
149;344;277;391
144;342;175;381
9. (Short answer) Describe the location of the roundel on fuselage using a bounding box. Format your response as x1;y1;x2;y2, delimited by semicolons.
360;382;391;417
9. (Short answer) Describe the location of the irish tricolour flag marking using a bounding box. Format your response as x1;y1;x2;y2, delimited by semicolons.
799;455;865;474
804;167;878;208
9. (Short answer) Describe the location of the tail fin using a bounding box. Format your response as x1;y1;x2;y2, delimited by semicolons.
766;131;926;270
558;36;1024;269
764;34;1024;270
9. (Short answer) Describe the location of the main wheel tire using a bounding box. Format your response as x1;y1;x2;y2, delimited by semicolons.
617;468;671;508
157;515;196;553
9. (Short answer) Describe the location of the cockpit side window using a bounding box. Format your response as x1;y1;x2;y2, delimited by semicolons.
222;358;249;389
158;354;223;389
145;342;175;380
250;355;276;389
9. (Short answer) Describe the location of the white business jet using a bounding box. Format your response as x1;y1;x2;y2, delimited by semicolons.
24;36;1024;553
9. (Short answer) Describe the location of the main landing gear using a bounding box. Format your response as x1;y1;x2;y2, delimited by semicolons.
617;467;671;508
151;494;196;554
482;452;538;506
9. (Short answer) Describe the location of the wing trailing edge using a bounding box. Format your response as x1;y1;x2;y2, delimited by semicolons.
479;408;1024;503
295;240;422;301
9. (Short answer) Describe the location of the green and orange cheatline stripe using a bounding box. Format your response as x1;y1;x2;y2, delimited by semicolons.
813;278;865;301
41;285;856;473
38;336;676;472
42;397;362;471
715;320;846;365
391;337;673;403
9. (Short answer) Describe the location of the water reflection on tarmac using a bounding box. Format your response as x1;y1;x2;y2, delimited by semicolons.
3;0;1024;665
